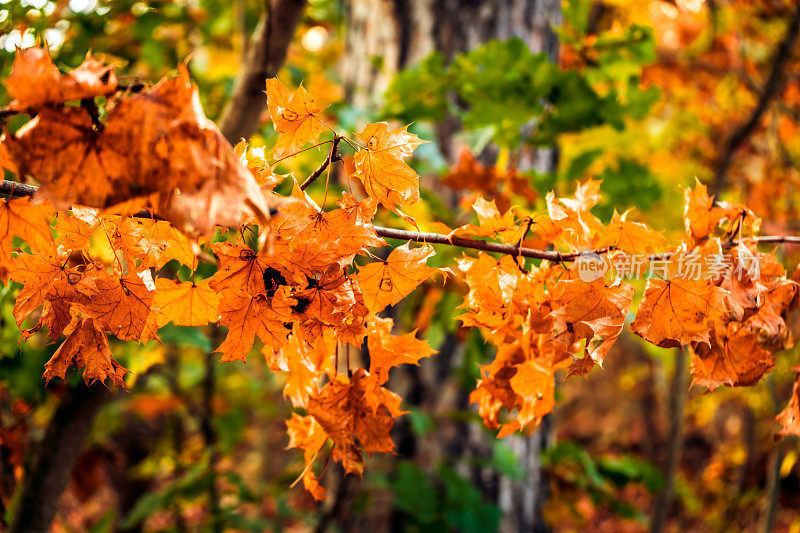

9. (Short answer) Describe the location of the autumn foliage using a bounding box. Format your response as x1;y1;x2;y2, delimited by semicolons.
1;47;799;503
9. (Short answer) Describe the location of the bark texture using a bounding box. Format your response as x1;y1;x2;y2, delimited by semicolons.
9;384;109;533
341;2;561;531
218;0;307;144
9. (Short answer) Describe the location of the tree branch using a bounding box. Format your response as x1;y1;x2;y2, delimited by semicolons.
373;226;800;261
711;5;800;197
300;136;341;190
217;0;308;144
3;179;800;261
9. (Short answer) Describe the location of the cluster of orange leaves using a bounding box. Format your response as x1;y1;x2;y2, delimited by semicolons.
0;48;798;501
458;179;800;441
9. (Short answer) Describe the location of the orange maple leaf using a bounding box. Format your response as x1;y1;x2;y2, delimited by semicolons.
6;48;117;110
450;196;519;243
293;266;360;327
113;217;196;270
356;242;450;313
683;178;724;244
215;288;294;362
550;277;635;373
508;359;556;429
70;270;159;343
53;207;102;251
272;329;336;408
4;65;270;233
275;186;386;275
538;180;605;248
0;196;55;280
43;312;128;388
4;107;123;207
153;278;220;327
631;276;728;349
599;210;666;254
443;148;499;192
352;122;425;207
208;242;289;296
8;250;68;328
689;320;775;390
307;369;405;469
264;78;327;157
286;413;329;500
367;316;435;383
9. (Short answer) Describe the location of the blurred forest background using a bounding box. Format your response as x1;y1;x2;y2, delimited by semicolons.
1;0;800;531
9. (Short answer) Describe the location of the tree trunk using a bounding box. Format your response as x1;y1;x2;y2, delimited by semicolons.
341;2;561;531
218;0;307;144
9;384;110;533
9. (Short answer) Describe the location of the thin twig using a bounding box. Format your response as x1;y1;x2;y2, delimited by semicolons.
300;136;341;191
711;5;800;197
0;180;37;197
374;225;800;262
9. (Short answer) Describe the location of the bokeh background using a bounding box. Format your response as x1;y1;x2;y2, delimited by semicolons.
1;0;799;531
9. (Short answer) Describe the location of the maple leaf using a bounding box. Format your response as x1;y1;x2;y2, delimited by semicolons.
509;359;556;429
264;78;326;157
538;180;605;248
356;242;450;313
293;266;359;327
70;270;159;343
450;196;519;243
776;367;800;438
469;345;525;430
5;64;271;233
352;122;425;207
0;136;17;175
4;107;124;207
215;288;294;362
683;178;724;243
275;190;385;274
8;251;69;328
0;196;55;281
53;207;102;251
43;312;128;388
6;48;117;110
631;277;728;349
153;278;220;328
208;242;289;296
338;192;379;221
599;210;666;254
443;148;499;192
689;320;775;390
113;217;196;270
273;330;336;407
457;253;522;332
367;316;435;383
550;277;635;372
286;414;329;500
308;369;405;467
